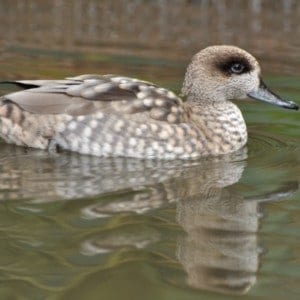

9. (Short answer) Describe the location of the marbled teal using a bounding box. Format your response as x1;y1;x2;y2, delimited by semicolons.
0;46;298;159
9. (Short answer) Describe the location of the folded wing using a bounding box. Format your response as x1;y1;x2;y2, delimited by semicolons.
2;75;187;123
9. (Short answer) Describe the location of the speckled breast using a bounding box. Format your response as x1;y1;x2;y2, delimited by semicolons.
52;103;247;159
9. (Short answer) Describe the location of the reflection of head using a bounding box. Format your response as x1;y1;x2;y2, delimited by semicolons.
176;192;259;294
175;149;260;295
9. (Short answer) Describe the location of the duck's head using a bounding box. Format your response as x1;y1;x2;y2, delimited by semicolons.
182;45;298;110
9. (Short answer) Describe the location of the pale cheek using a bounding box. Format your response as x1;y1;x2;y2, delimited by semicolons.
234;72;260;97
244;71;260;92
223;79;249;99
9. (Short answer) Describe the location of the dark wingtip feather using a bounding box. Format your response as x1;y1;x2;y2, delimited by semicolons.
0;80;40;90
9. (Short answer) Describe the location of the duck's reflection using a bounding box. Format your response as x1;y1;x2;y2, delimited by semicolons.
0;144;298;295
176;183;260;295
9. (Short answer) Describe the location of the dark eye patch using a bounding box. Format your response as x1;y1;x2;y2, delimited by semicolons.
216;55;253;76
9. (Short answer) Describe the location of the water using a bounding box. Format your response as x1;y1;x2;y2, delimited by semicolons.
0;1;299;299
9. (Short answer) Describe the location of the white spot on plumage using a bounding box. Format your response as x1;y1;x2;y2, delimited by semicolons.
137;139;145;150
152;141;159;150
140;124;148;131
77;116;85;121
166;144;174;152
155;99;164;107
137;91;148;99
103;143;112;153
143;98;154;107
105;133;114;143
68;121;77;131
96;112;104;119
190;152;200;159
167;114;177;123
150;123;159;132
129;138;137;146
158;130;169;139
83;127;92;137
171;106;178;113
89;120;98;129
135;128;143;136
115;120;125;132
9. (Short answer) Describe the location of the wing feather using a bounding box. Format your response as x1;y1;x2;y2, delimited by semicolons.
1;75;187;123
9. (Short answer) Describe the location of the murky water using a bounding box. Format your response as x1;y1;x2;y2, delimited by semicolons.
0;1;299;299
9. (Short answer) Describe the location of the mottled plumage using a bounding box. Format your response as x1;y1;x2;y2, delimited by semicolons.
0;46;298;159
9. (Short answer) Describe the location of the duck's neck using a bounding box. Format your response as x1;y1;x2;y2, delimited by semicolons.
187;100;248;155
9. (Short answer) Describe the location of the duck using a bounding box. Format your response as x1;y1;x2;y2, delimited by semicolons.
0;45;298;159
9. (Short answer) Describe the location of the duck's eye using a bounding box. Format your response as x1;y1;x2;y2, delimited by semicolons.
230;63;245;74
